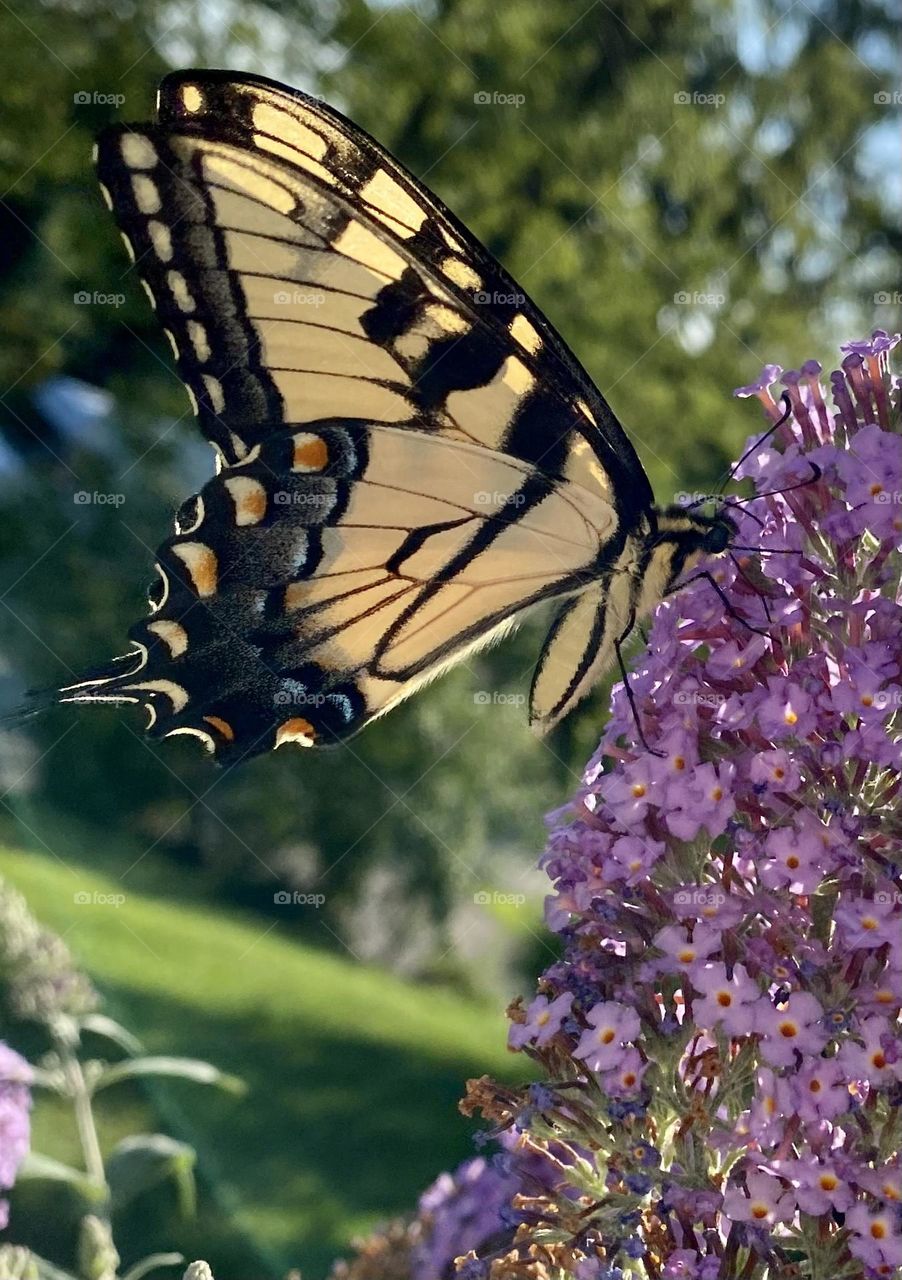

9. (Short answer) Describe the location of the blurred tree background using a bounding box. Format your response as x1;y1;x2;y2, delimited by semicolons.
0;0;898;1274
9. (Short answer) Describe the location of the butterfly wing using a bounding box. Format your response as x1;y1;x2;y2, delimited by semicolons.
74;70;654;757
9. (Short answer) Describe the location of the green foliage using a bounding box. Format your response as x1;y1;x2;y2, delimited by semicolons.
0;842;524;1276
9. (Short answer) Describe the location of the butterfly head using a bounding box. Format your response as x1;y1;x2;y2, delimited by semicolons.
637;503;737;609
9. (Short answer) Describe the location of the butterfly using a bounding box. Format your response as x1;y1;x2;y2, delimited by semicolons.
50;69;735;762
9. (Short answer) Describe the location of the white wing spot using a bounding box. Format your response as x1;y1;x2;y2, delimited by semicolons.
202;374;226;413
148;219;173;262
131;174;161;215
167;270;196;313
188;320;211;362
181;84;204;114
441;256;482;291
510;314;543;356
121;133;158;171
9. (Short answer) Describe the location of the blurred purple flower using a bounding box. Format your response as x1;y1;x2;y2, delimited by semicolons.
0;1042;32;1230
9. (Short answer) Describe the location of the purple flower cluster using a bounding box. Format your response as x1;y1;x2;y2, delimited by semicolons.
488;334;902;1279
0;1042;32;1230
413;1157;519;1280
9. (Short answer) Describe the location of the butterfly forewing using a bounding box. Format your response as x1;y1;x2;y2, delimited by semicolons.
74;69;660;758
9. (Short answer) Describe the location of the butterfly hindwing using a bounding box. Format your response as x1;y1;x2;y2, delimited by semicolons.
100;424;618;757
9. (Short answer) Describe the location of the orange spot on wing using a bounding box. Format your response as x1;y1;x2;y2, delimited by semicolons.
276;717;317;748
203;715;235;741
293;434;329;472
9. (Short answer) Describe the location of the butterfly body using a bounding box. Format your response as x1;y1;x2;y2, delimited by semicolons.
49;70;735;762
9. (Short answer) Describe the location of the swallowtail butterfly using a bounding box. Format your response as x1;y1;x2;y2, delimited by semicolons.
51;70;735;761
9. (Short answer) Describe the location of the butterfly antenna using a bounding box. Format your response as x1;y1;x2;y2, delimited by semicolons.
725;391;794;486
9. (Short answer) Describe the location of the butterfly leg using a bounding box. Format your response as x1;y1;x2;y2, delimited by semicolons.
669;571;769;637
614;612;665;757
729;552;773;625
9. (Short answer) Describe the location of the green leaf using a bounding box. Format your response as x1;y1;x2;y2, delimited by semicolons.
91;1056;245;1096
106;1135;197;1217
15;1153;106;1203
121;1254;184;1280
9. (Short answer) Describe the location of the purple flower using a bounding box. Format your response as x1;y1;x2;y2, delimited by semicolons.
691;963;762;1036
574;1001;641;1073
0;1042;32;1229
756;991;827;1067
508;991;573;1049
413;1157;518;1279
721;1169;796;1226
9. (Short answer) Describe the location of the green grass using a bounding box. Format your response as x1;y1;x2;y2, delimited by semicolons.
0;837;526;1279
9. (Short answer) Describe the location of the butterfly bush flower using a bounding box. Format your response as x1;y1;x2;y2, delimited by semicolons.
458;333;902;1280
0;1042;32;1229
